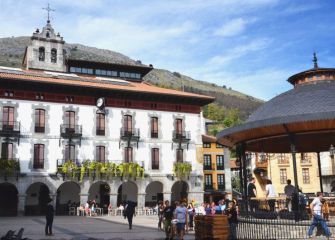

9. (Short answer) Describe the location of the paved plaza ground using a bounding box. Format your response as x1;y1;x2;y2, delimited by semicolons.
0;215;195;240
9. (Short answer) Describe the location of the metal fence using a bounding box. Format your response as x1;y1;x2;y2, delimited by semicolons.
236;198;333;239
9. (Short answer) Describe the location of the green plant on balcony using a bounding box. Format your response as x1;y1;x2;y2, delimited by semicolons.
0;159;20;175
173;162;192;180
60;161;78;180
118;162;145;180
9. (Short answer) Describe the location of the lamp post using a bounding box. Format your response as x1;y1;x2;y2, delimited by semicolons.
330;144;335;174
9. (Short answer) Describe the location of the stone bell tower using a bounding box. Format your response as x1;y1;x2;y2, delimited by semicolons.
24;5;66;72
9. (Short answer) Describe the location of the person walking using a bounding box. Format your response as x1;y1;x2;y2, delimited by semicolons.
227;200;238;240
163;200;175;240
124;201;136;230
158;201;164;230
247;177;257;213
307;192;332;239
174;201;187;240
45;198;54;236
284;179;295;211
265;179;276;212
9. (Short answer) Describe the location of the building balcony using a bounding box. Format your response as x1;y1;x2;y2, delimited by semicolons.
172;130;191;143
216;164;225;171
151;131;158;138
34;126;45;133
301;156;312;165
0;158;20;180
217;184;225;191
204;163;215;171
119;128;140;148
204;183;214;191
96;129;105;136
60;124;82;139
0;121;20;138
255;160;268;169
277;156;290;165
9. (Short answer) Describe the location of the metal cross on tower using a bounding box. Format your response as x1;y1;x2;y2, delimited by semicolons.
42;3;55;22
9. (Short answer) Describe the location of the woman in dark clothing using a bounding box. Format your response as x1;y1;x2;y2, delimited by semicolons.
124;201;136;229
227;200;238;240
45;198;54;236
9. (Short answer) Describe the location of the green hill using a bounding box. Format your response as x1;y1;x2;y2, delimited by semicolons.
0;36;263;120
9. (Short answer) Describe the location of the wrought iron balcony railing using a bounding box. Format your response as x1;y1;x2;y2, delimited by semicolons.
0;121;20;137
120;128;140;139
172;130;191;142
34;126;45;133
60;124;82;138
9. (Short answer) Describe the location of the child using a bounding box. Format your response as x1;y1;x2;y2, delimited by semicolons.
322;198;330;221
227;200;238;240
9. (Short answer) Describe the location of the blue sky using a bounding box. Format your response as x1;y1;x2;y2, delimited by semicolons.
1;0;335;100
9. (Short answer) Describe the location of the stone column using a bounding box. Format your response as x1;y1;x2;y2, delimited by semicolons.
163;192;171;202
80;193;88;205
109;193;118;208
137;193;146;208
224;147;232;200
17;194;26;216
188;191;204;205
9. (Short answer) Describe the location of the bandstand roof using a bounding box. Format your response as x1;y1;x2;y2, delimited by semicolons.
217;64;335;153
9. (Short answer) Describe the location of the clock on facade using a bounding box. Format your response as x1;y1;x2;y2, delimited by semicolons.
96;97;105;109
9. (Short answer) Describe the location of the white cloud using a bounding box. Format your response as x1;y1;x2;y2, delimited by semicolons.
208;38;272;66
214;18;248;37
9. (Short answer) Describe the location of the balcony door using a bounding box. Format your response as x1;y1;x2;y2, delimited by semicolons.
65;111;75;132
65;144;75;161
96;146;105;163
96;113;105;136
3;107;14;130
151;117;158;138
175;119;183;137
1;143;13;159
124;147;133;163
123;115;132;135
205;174;213;189
33;144;44;169
176;148;183;163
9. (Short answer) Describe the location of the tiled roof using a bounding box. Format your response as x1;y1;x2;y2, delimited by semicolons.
202;134;217;143
0;68;215;102
247;80;335;123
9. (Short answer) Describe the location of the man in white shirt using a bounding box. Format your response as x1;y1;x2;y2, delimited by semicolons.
307;192;331;238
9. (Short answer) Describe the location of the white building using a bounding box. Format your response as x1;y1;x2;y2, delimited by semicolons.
0;20;214;216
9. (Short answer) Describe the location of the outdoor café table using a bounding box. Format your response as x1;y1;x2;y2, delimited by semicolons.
95;207;103;216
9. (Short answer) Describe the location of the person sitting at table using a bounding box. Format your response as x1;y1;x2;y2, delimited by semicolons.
91;200;97;216
85;201;90;216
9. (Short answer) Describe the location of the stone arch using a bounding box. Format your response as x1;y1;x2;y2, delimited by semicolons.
145;181;163;206
88;181;110;210
171;181;189;203
56;181;80;215
0;182;18;216
117;181;138;206
25;182;50;215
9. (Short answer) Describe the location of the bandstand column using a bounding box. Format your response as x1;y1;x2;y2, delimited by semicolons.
290;143;299;189
241;143;248;214
17;194;26;216
137;193;146;208
317;152;323;192
109;193;118;208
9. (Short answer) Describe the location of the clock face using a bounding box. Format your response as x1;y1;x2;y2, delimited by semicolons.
96;98;104;108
